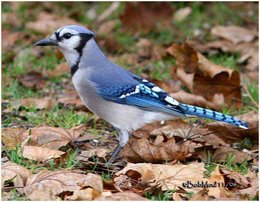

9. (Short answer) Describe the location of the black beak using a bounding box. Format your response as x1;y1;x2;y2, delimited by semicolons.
34;38;58;46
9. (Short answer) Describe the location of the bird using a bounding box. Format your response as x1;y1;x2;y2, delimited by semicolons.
35;25;248;165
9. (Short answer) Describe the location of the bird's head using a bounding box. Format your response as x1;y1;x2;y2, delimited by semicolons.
35;25;95;67
35;25;95;52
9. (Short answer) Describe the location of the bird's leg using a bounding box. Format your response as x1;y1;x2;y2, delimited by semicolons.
106;129;129;166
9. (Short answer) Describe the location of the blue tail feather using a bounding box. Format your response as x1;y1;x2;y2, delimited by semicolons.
178;104;248;129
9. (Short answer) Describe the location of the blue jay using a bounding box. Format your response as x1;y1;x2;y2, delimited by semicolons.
35;25;248;165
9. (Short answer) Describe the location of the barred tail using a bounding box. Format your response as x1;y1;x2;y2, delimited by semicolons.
178;104;248;129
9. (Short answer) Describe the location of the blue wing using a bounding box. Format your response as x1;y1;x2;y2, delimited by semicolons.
98;75;186;117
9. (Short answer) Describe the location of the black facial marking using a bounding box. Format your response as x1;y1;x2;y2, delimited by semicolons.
75;33;94;55
71;33;93;77
71;62;79;76
55;27;64;41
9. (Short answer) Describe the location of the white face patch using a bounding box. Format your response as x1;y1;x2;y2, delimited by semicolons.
165;96;179;106
53;27;81;51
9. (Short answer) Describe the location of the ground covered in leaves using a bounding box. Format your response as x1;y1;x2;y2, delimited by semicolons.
2;2;259;201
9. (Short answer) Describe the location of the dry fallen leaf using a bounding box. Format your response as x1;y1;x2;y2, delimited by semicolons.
57;89;87;110
189;189;209;200
123;136;200;163
211;25;257;44
137;38;166;61
23;171;103;200
26;11;80;35
2;29;24;50
18;71;45;90
115;162;206;192
43;62;70;77
211;146;252;163
2;162;32;192
20;97;55;110
207;165;226;198
77;148;110;162
221;168;258;198
96;191;148;201
206;111;258;144
120;2;173;34
167;43;242;108
22;146;65;161
2;128;27;150
22;125;87;149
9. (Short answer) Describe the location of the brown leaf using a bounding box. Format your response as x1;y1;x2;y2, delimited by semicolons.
57;89;87;110
120;2;173;34
22;125;87;149
115;162;206;192
2;162;32;192
133;119;190;139
77;148;110;161
20;97;55;110
23;171;103;200
207;166;225;198
43;62;70;77
2;29;24;50
18;71;45;90
96;191;148;201
123;136;200;163
167;43;242;108
2;128;27;150
206;111;258;144
221;168;258;198
26;12;80;35
137;38;166;61
211;146;252;163
22;146;65;161
189;189;209;200
211;25;257;44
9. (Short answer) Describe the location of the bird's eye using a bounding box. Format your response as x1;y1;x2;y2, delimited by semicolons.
63;33;72;39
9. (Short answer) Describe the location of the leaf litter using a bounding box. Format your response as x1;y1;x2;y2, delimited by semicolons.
2;2;258;201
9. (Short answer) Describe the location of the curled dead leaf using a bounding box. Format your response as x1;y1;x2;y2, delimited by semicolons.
207;166;225;198
22;125;87;149
26;12;80;35
18;71;45;90
123;136;200;163
167;43;242;108
2;162;32;192
22;146;65;161
120;2;173;34
23;171;102;200
211;25;257;44
77;148;110;161
115;162;206;192
2;128;27;150
206;111;258;144
20;97;55;110
43;62;70;77
96;191;148;201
